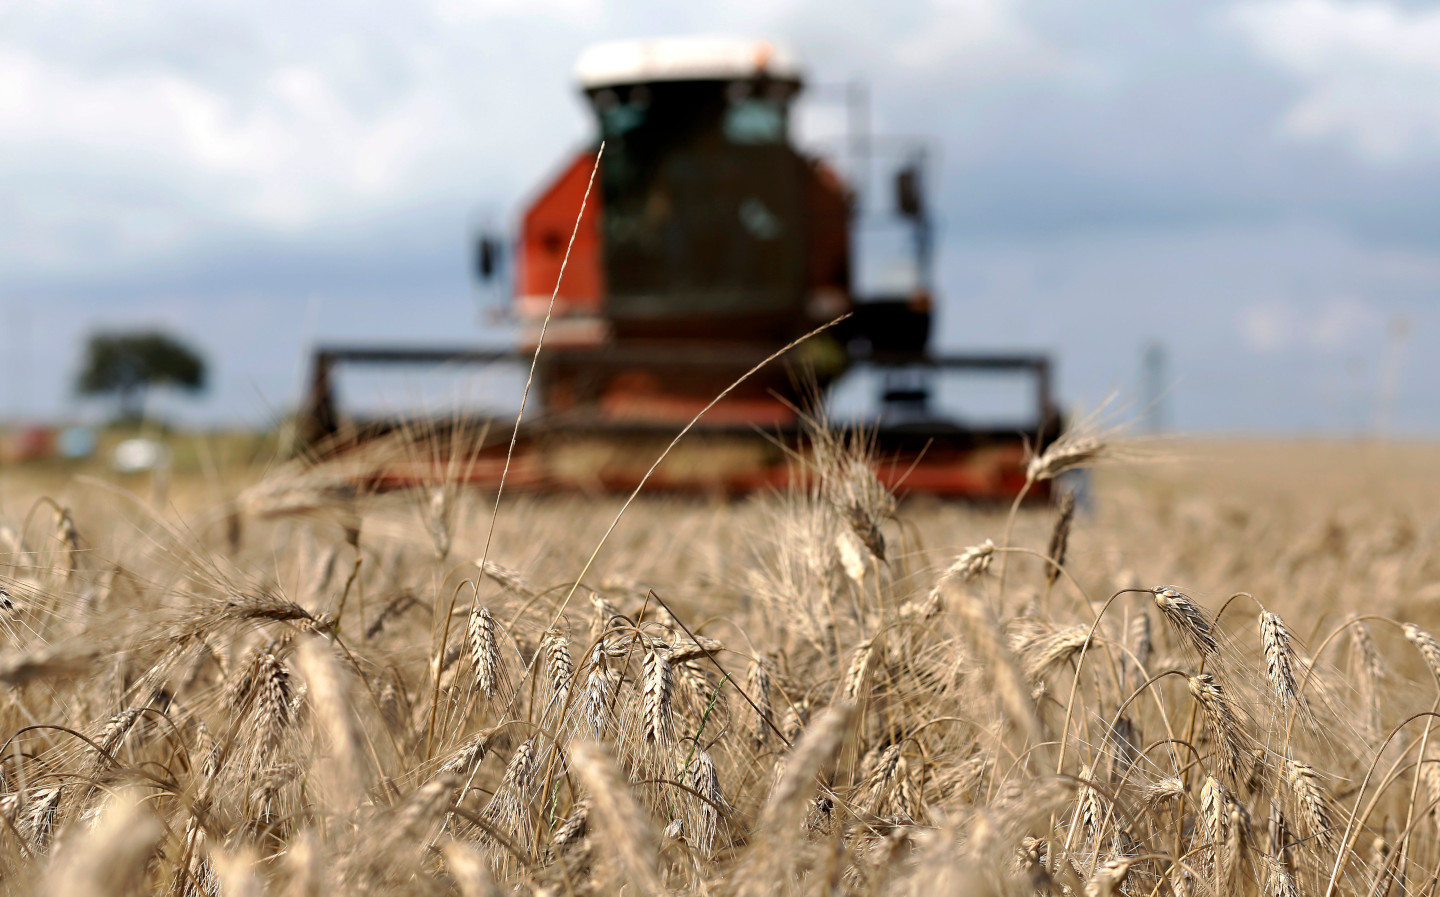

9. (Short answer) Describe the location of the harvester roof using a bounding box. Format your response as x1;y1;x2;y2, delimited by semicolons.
574;36;802;90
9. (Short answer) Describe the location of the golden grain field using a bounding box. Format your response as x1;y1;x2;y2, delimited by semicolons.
1;431;1438;896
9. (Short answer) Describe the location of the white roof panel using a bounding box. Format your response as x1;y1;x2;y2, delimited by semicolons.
575;37;802;90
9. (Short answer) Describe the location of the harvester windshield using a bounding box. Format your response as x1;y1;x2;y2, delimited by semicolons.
579;40;810;337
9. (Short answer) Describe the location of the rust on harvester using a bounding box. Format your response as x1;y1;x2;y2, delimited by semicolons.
296;37;1063;498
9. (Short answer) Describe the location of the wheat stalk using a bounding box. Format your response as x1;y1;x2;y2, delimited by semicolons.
746;659;773;750
1189;673;1248;784
1349;615;1384;740
467;605;501;699
1281;758;1335;851
1154;586;1219;662
567;740;663;896
542;628;574;725
684;748;726;853
1260;611;1304;714
1405;622;1440;683
641;647;675;749
1046;490;1077;587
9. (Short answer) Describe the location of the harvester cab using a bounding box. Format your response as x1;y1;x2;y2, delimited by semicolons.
299;36;1061;497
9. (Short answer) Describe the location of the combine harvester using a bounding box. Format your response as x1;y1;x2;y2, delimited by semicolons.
296;37;1061;498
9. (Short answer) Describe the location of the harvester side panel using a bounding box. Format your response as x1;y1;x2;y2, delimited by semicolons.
803;159;852;312
517;151;605;329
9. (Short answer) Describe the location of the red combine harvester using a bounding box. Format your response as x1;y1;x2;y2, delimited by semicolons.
297;37;1061;497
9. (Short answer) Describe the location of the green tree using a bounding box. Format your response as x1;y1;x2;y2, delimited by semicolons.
76;331;207;421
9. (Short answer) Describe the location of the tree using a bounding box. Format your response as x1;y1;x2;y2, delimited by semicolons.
76;331;207;421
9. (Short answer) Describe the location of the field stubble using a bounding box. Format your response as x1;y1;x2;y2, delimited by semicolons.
0;434;1438;895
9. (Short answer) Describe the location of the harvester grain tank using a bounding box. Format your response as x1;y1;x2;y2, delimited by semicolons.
299;37;1061;497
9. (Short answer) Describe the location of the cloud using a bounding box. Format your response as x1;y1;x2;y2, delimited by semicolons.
0;0;603;282
1230;0;1440;161
7;0;1440;433
1239;302;1293;352
1237;295;1383;354
0;0;1060;286
887;0;1070;77
0;47;458;226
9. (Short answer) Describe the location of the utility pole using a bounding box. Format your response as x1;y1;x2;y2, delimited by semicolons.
1140;341;1167;433
6;300;28;423
1374;314;1410;438
847;81;870;212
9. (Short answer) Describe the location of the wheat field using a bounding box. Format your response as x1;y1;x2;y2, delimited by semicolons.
1;429;1439;896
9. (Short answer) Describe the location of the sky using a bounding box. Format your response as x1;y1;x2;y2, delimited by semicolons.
2;0;1440;433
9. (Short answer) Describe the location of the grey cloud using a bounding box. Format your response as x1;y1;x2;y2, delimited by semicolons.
3;0;1440;434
